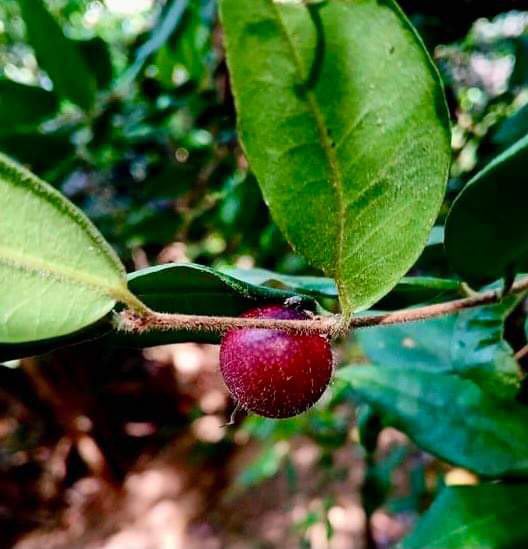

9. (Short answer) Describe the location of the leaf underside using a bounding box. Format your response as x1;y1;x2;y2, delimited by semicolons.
220;0;451;315
0;154;127;343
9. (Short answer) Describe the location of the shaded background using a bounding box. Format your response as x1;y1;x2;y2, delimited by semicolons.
0;1;528;547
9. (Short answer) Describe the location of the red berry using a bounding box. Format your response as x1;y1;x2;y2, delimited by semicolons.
220;305;333;419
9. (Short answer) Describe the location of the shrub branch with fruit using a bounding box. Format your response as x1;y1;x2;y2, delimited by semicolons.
2;0;528;546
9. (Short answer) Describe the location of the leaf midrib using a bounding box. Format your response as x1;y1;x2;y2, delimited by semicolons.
270;0;348;310
0;244;126;302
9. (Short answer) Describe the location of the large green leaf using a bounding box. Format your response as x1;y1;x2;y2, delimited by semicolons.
116;263;317;346
0;80;58;132
452;295;524;399
220;0;451;315
403;484;528;549
16;0;96;110
338;366;528;477
357;315;458;374
0;153;131;343
358;296;523;398
446;134;528;284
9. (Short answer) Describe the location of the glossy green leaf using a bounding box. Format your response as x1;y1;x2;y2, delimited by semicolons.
223;267;461;308
357;315;458;373
116;263;317;346
221;267;338;299
452;294;524;399
0;80;58;132
375;276;460;309
338;366;528;477
403;484;528;549
220;0;451;315
16;0;96;110
446;134;528;284
0;153;130;343
359;295;523;397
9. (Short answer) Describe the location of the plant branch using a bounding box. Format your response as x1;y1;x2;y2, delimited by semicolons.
117;276;528;338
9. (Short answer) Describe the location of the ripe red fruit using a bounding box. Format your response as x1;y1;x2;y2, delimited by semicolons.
220;305;333;419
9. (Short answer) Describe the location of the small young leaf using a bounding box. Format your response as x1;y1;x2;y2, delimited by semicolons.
16;0;97;110
338;366;528;478
403;484;528;549
446;134;528;284
116;263;317;346
220;0;451;315
0;154;131;343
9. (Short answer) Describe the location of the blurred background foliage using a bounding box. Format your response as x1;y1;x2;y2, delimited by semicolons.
0;1;528;548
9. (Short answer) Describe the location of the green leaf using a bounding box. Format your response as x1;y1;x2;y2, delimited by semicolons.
0;320;111;363
79;37;113;90
452;295;524;399
221;266;338;299
375;276;460;309
446;134;528;285
0;80;58;132
403;484;528;549
357;315;458;373
116;263;317;346
17;0;96;110
223;267;461;308
0;131;75;174
338;366;528;478
0;153;131;343
358;296;523;397
220;0;451;315
121;0;190;85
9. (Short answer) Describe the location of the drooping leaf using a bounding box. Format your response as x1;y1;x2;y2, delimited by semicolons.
357;315;458;373
446;134;528;284
16;0;96;110
0;153;130;343
451;294;524;399
403;484;528;549
338;366;528;477
0;80;58;132
115;263;317;346
220;0;451;315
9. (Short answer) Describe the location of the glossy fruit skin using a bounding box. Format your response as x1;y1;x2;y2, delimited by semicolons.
220;305;333;419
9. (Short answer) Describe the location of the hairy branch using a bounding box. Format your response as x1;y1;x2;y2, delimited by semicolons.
117;276;528;338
